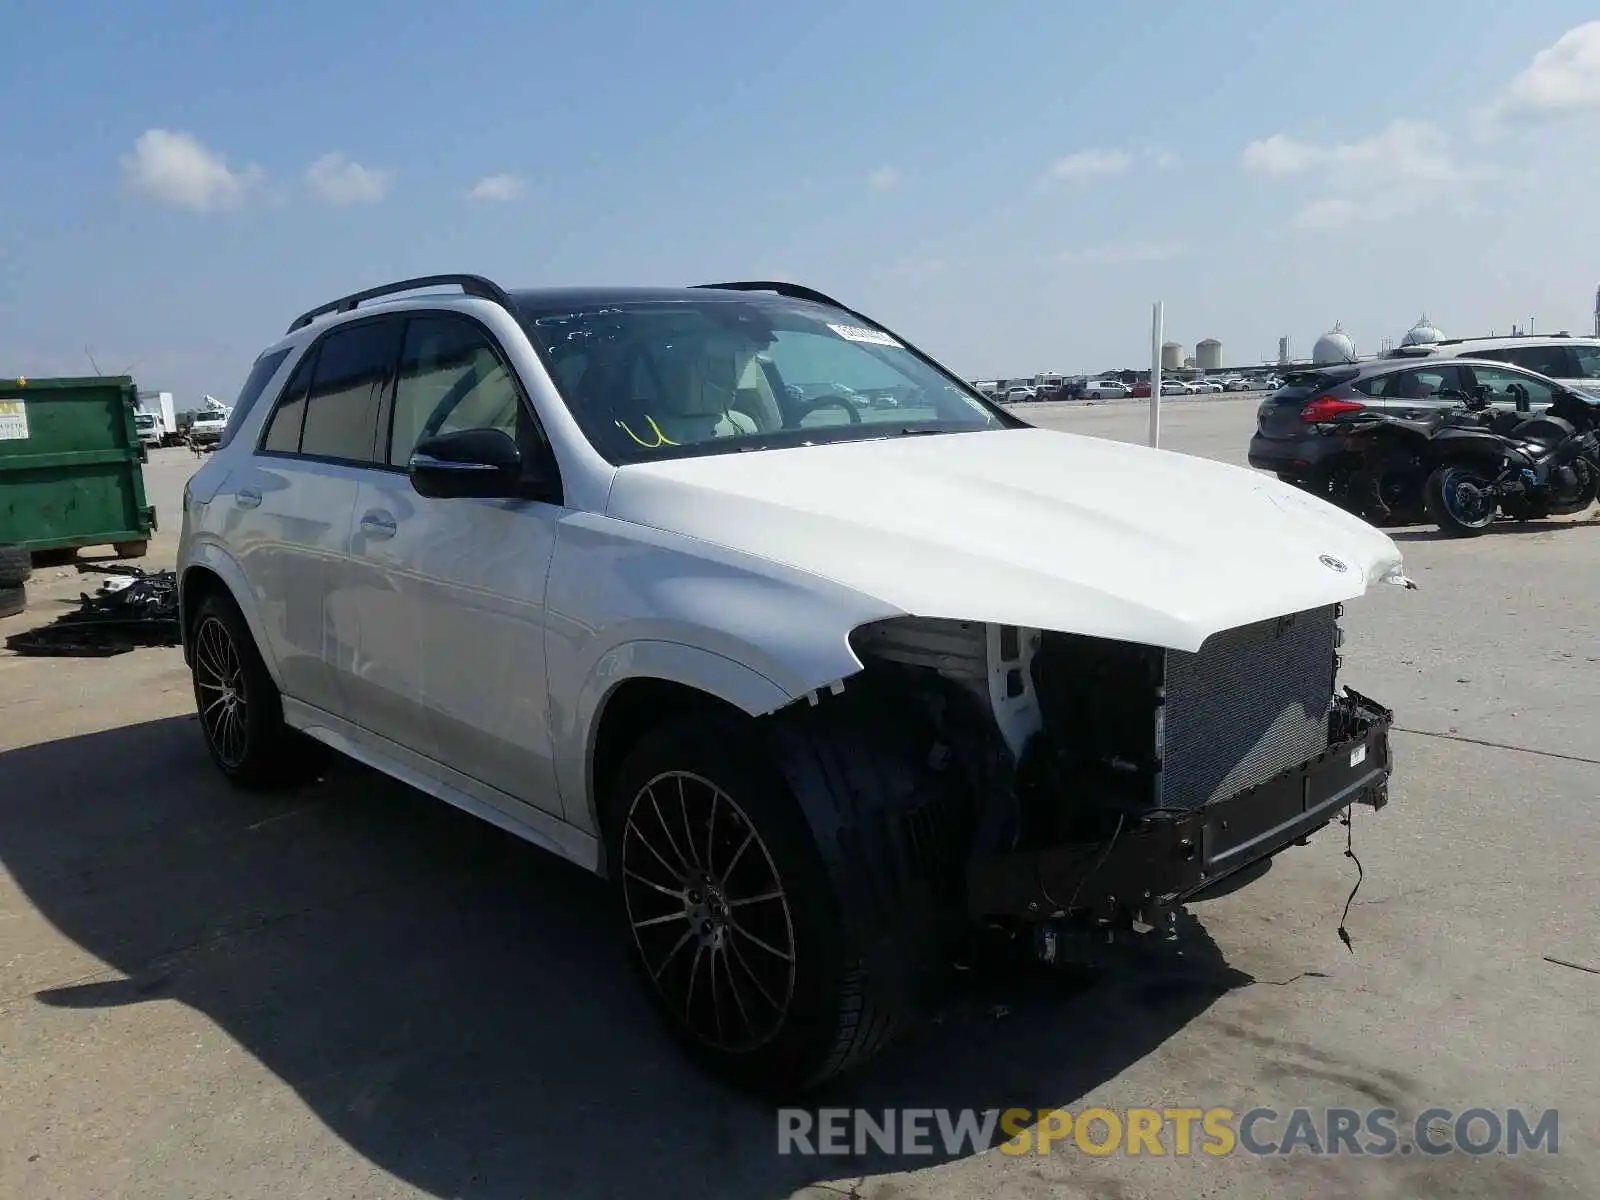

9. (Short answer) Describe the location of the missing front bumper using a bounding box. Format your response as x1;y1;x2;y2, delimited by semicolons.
967;687;1393;926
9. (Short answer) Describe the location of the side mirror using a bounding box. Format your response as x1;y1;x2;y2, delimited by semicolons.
409;428;542;500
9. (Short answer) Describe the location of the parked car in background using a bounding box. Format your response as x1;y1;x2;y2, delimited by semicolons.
1160;379;1190;395
1190;379;1224;394
1246;355;1582;523
1223;377;1252;391
1386;335;1600;393
1004;385;1036;403
1083;379;1130;399
176;272;1411;1093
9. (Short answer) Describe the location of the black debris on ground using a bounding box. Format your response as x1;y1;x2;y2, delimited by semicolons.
3;564;181;658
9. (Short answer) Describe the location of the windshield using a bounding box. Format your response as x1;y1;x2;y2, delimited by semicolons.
516;295;1015;464
135;413;155;427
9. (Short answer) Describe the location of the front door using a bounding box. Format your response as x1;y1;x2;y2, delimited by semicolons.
348;312;565;817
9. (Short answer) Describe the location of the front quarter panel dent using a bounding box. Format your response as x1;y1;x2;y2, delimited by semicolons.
565;638;835;852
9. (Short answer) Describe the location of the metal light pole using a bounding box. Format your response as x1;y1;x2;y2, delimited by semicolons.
1149;301;1163;447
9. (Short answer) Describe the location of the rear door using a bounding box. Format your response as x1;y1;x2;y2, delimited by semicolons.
242;318;397;715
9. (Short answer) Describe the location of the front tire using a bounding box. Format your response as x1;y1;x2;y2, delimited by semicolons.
1425;464;1497;536
189;593;323;788
604;710;947;1094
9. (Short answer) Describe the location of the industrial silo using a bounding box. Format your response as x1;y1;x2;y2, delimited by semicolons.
1161;341;1184;371
1196;338;1222;370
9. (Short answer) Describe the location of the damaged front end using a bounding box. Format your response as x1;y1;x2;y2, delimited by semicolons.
848;603;1392;940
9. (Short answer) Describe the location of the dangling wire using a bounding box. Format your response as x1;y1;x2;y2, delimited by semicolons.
1336;807;1363;953
615;415;677;448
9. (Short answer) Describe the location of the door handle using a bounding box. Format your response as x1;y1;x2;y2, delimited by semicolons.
359;510;397;539
236;488;262;509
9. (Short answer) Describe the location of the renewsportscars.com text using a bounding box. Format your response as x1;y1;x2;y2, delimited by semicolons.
777;1106;1560;1158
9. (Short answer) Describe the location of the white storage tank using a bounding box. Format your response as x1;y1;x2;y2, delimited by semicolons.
1312;322;1356;364
1161;341;1184;371
1196;338;1223;370
1401;314;1443;346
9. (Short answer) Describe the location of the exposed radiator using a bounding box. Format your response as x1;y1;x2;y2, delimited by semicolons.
1158;605;1337;810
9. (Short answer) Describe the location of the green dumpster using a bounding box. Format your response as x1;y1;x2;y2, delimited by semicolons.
0;375;157;559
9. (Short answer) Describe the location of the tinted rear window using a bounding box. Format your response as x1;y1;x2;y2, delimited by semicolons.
218;347;293;450
299;321;400;462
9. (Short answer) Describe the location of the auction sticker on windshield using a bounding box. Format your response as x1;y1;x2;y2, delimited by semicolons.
0;400;29;441
828;323;902;348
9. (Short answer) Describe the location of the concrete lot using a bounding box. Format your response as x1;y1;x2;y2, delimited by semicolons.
2;404;1595;1199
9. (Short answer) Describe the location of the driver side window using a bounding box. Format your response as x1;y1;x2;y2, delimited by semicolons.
388;316;523;467
1463;364;1556;411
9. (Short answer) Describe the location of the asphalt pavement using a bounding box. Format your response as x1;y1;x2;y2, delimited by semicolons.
1;410;1595;1200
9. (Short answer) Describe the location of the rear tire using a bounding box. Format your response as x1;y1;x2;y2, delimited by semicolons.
0;543;31;587
604;706;955;1095
189;593;325;788
112;540;149;559
0;583;26;619
1425;464;1497;536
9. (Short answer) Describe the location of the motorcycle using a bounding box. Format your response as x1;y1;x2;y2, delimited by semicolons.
1421;386;1600;537
1321;393;1520;526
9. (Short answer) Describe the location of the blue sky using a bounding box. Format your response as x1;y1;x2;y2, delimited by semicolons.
3;1;1599;402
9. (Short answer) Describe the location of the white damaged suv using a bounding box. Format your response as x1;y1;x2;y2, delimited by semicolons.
178;276;1413;1091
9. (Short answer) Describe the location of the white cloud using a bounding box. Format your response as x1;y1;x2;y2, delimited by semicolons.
1147;147;1180;170
1240;133;1320;175
468;173;526;202
305;153;392;205
1479;21;1600;129
1045;149;1132;181
1243;120;1485;230
1061;241;1187;265
1242;120;1466;183
867;165;902;191
1291;199;1359;230
120;129;261;212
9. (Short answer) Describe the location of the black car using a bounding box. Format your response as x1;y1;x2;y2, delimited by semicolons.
1246;356;1579;519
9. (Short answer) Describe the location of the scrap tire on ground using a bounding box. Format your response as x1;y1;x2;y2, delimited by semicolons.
0;583;26;619
604;699;961;1096
189;591;325;789
0;543;31;587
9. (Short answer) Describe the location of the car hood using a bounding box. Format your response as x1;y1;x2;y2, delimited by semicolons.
605;428;1410;652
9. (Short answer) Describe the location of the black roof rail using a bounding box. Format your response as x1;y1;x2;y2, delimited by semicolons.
287;273;516;334
692;280;853;311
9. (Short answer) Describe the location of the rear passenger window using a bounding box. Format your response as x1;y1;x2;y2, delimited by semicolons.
299;321;400;462
260;355;313;453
